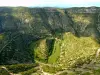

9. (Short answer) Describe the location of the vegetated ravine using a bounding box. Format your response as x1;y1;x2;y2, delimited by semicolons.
0;7;100;75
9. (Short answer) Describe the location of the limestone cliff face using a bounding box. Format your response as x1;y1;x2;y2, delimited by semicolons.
0;7;100;64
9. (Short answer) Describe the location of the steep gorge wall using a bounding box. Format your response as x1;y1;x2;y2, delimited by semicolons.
0;7;100;64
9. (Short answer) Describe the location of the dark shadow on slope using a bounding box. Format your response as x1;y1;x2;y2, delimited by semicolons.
46;39;55;56
0;33;36;65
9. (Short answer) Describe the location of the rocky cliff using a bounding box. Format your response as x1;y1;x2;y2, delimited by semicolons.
0;7;100;66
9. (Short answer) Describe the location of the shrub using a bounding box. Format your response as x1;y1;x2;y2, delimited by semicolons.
5;63;38;73
42;65;63;73
20;68;37;75
0;68;10;75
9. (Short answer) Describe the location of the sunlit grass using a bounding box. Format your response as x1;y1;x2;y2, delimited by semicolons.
58;32;100;67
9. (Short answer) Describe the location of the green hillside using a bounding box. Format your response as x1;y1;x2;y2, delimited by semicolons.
0;7;100;74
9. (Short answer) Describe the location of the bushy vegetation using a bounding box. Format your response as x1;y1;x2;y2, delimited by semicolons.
0;67;10;75
20;68;38;75
5;64;38;73
30;39;48;62
0;64;39;75
42;65;63;73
